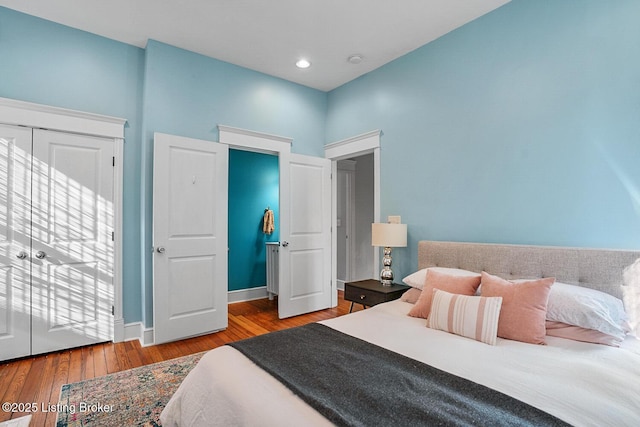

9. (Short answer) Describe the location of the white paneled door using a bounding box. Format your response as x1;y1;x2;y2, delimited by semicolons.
30;129;115;355
278;153;332;319
153;133;228;344
0;125;115;360
0;125;33;360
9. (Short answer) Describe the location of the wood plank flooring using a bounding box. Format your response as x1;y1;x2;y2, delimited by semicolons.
0;292;358;426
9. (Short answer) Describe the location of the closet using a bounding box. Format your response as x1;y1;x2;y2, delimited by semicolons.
0;100;123;361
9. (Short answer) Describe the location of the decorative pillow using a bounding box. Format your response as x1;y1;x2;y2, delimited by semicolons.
545;321;623;347
402;267;480;290
427;289;503;345
400;287;422;304
546;282;629;340
480;272;555;345
622;286;640;338
408;270;482;319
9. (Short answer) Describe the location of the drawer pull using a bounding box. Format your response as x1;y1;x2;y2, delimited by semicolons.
360;294;366;300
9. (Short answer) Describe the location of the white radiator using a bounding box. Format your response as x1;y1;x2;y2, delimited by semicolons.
266;242;279;300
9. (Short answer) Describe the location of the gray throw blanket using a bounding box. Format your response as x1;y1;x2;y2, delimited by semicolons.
229;323;570;427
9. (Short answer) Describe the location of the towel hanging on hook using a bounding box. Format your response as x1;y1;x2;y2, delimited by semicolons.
263;208;275;235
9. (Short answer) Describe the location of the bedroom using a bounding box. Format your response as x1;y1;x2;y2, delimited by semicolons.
1;0;639;425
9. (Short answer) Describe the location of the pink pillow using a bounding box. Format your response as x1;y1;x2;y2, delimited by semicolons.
480;272;555;345
400;287;422;304
408;269;481;319
545;321;623;347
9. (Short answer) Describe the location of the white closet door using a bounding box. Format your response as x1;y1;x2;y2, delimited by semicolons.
153;133;228;344
0;124;33;360
30;129;114;354
278;153;332;319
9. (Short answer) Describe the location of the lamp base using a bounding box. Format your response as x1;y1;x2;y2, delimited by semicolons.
380;247;394;286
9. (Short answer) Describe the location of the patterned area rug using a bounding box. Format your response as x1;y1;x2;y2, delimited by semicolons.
56;352;205;427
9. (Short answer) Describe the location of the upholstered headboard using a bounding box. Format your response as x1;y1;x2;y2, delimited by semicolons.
418;241;640;300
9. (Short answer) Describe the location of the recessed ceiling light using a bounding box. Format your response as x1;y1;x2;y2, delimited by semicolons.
296;59;311;69
347;54;364;64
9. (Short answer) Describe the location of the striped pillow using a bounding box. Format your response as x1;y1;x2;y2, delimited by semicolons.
427;289;503;345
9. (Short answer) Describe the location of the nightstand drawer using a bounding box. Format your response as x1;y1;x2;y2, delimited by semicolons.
345;286;388;306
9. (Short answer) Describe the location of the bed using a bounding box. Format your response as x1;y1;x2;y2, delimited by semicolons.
161;241;640;426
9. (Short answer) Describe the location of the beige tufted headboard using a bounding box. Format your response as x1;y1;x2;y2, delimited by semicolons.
418;241;640;299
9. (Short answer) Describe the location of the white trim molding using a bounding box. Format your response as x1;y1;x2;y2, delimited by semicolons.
218;125;292;154
0;96;127;344
228;286;270;303
324;129;381;160
0;97;126;138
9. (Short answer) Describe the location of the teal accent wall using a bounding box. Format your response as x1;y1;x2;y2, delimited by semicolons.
326;0;640;280
228;150;279;291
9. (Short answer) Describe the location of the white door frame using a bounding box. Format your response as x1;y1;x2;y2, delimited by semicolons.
219;125;335;313
0;97;126;342
325;130;382;288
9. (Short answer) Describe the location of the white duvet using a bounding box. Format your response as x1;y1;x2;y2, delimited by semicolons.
161;300;640;426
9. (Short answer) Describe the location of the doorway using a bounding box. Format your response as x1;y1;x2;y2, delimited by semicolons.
219;125;333;319
336;154;375;289
227;149;279;300
325;130;382;289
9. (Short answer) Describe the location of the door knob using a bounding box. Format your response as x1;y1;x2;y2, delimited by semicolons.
281;241;289;247
35;250;47;259
16;251;28;260
156;247;166;254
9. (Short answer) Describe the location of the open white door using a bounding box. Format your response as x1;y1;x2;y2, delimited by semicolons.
278;153;332;319
153;133;228;344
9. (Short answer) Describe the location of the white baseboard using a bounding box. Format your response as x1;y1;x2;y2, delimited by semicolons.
141;327;155;347
122;321;143;342
228;285;269;303
122;287;271;346
114;317;125;342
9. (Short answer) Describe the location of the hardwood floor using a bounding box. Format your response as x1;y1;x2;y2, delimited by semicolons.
0;291;358;426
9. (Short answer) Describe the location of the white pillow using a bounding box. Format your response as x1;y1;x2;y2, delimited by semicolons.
428;289;503;345
622;286;640;338
402;267;480;290
546;282;629;339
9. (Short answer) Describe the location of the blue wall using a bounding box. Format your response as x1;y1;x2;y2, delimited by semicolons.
228;150;279;291
4;0;640;327
140;40;327;324
0;7;146;324
326;0;640;279
1;8;327;326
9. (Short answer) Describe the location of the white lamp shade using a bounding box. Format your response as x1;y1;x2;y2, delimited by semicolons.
371;223;407;247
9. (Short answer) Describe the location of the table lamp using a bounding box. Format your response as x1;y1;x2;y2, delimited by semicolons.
371;223;407;285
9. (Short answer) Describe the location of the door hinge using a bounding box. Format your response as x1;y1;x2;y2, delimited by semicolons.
112;156;115;167
111;305;115;316
112;231;115;241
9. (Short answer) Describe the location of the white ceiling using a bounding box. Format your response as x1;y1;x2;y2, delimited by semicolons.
0;0;510;91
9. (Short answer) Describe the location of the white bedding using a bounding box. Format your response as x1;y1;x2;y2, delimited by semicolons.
161;299;640;427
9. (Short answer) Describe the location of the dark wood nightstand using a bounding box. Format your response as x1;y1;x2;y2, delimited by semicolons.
344;279;411;313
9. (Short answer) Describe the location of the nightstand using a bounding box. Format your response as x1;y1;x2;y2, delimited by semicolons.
344;279;411;313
